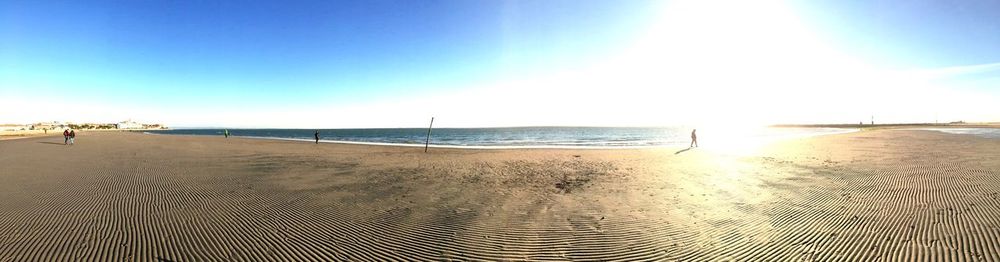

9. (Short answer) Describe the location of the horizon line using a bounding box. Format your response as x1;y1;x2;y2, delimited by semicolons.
164;122;999;130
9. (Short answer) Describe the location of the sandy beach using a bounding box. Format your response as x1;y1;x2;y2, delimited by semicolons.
2;129;1000;261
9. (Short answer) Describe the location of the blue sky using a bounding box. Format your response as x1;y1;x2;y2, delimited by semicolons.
1;1;655;105
791;0;1000;68
2;0;998;127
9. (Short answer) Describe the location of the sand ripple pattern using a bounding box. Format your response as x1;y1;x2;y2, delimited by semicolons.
2;130;1000;261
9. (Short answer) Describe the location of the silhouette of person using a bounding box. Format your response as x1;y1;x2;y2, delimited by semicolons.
690;129;698;148
314;130;320;144
63;129;70;145
224;129;229;138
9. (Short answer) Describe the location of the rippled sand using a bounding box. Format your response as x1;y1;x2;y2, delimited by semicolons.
1;130;998;261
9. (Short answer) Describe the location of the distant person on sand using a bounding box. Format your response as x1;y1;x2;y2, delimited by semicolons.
224;129;230;138
63;129;70;145
69;130;76;145
314;130;320;144
690;129;698;148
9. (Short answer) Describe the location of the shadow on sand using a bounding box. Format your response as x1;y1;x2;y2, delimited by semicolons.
37;142;65;145
675;147;693;155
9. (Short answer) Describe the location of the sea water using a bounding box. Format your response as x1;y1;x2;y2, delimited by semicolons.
917;128;1000;139
149;127;856;149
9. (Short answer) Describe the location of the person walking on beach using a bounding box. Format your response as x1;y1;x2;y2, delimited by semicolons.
314;130;320;144
689;129;698;148
224;129;230;138
69;130;76;145
63;129;70;145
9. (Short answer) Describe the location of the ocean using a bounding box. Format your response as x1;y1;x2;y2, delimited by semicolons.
148;127;857;149
917;128;1000;139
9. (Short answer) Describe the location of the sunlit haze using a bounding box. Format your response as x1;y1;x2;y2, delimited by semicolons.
2;0;998;128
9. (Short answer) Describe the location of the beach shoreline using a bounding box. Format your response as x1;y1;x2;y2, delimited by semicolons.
771;122;1000;129
142;132;713;150
144;126;862;150
2;130;1000;260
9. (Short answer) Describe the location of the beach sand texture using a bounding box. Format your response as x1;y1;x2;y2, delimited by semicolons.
1;130;1000;261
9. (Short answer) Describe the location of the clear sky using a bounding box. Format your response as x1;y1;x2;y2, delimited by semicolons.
2;0;998;128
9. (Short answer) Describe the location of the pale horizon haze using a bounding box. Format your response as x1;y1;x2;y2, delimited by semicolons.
2;0;999;128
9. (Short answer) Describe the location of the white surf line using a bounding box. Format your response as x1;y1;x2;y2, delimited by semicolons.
221;135;683;150
143;132;684;150
144;128;858;150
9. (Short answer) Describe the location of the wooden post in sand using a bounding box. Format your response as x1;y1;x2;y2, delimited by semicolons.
424;117;434;153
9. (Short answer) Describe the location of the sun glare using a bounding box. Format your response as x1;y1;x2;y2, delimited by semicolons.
550;0;974;127
601;0;868;125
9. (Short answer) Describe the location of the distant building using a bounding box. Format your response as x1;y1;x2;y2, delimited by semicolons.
117;120;144;129
32;122;68;131
0;124;29;131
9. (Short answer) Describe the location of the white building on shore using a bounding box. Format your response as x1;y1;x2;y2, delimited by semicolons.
117;120;144;129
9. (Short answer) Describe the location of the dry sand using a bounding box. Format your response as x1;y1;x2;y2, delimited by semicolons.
1;130;999;261
0;129;150;140
0;130;59;140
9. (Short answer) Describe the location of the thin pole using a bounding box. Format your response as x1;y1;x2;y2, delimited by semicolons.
424;117;434;153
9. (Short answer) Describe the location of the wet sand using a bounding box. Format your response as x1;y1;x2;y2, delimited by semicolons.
1;130;999;261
